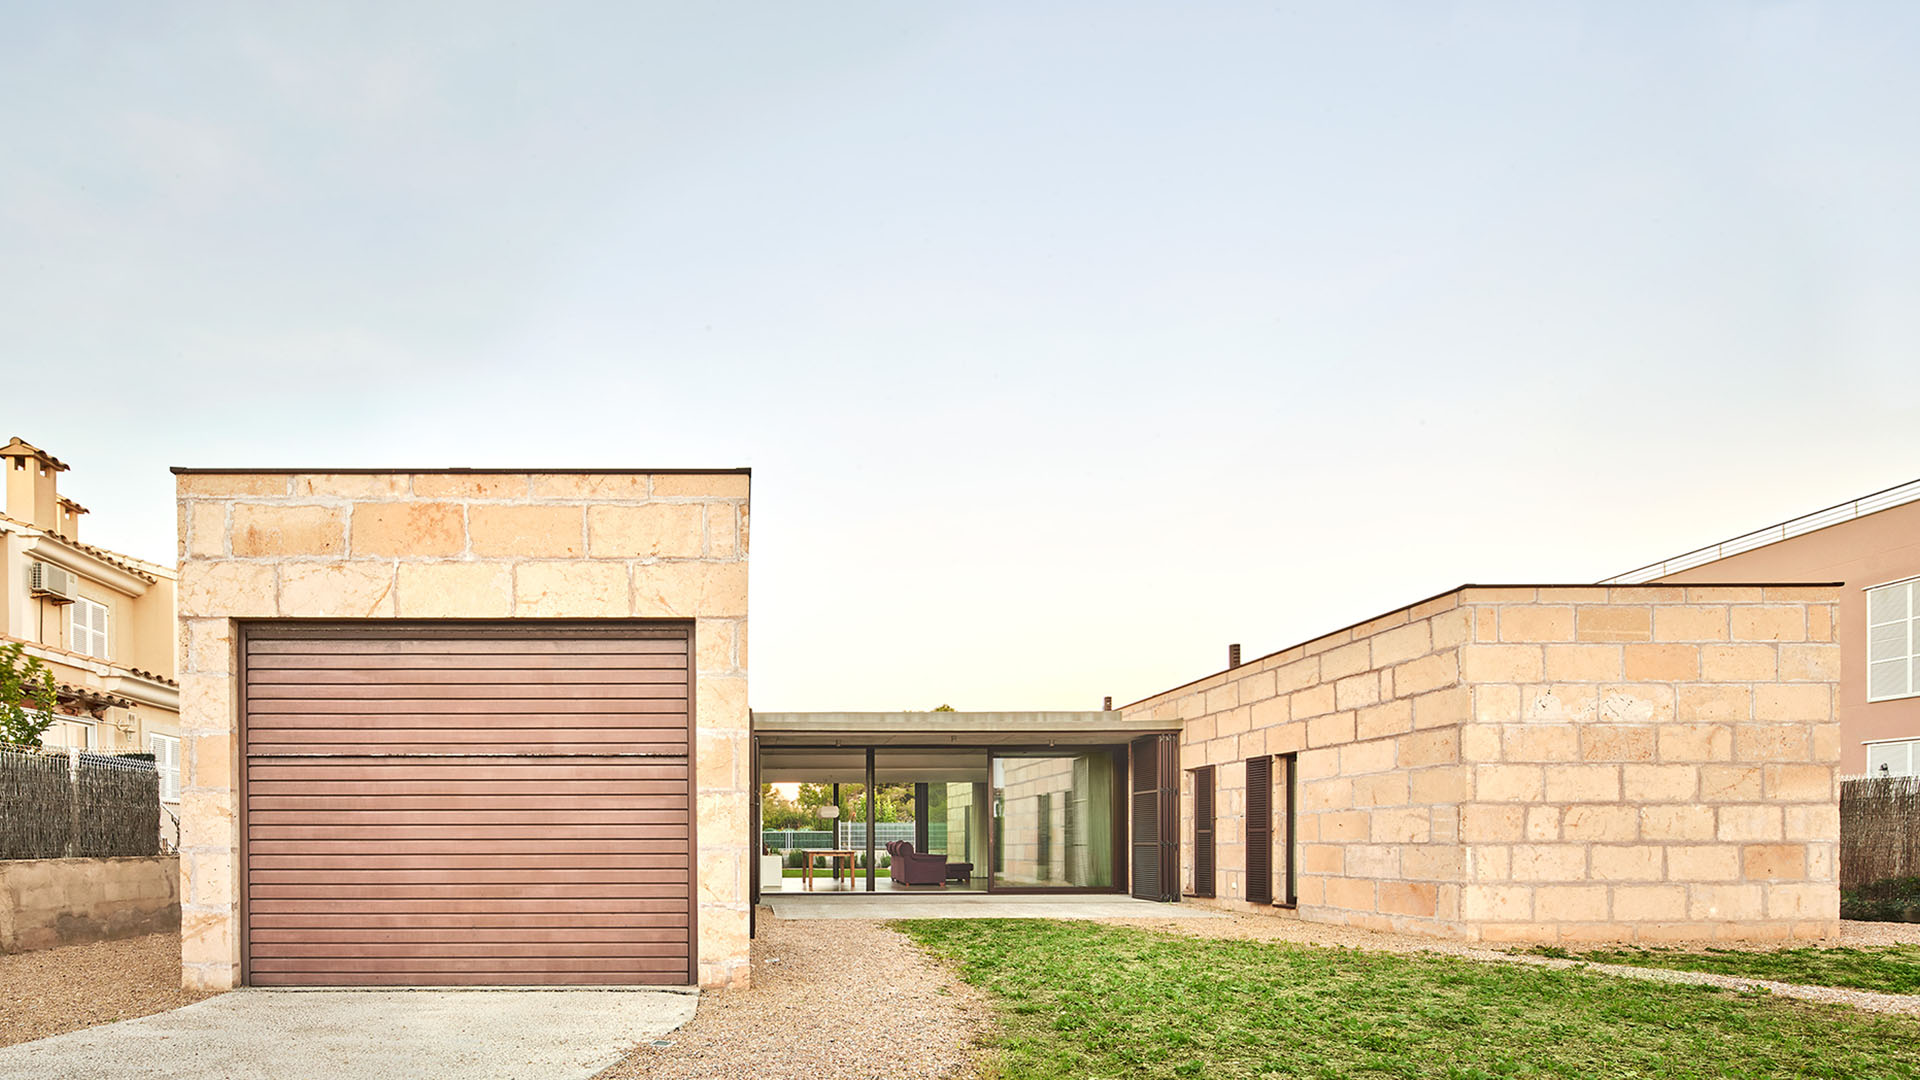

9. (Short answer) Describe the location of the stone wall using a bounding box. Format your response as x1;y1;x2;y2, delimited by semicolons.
174;470;750;990
1124;584;1842;944
0;856;180;953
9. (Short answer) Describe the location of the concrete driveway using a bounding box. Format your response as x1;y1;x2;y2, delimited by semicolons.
0;988;698;1080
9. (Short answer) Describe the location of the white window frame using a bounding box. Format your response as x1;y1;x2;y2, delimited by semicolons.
148;733;181;802
69;596;109;660
1867;576;1920;703
1865;738;1920;778
48;717;97;751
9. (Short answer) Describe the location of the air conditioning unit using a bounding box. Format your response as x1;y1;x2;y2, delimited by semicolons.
29;562;76;603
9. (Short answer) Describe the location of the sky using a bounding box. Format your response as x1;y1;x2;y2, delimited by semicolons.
3;3;1917;711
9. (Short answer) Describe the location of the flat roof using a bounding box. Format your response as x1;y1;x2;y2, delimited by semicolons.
170;466;750;475
1120;581;1845;711
753;711;1178;747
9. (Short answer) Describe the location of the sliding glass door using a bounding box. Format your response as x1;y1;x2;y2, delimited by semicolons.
990;750;1121;890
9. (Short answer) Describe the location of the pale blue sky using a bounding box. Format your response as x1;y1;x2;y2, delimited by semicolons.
3;3;1916;709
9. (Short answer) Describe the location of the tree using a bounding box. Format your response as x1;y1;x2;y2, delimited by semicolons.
0;642;58;747
759;780;917;829
932;704;956;712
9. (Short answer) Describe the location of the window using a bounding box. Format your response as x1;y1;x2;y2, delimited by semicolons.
1866;740;1919;778
70;597;109;659
46;717;96;751
1869;579;1920;702
149;733;181;802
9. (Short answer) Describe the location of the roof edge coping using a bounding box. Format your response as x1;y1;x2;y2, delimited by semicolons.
1118;581;1848;712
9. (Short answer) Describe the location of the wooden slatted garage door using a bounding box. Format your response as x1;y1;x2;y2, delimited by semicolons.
241;624;694;986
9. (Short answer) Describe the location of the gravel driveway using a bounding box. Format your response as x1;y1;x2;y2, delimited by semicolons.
0;932;208;1048
598;915;987;1080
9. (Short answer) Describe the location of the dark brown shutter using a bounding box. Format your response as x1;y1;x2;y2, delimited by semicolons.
1244;756;1273;905
1130;734;1178;902
242;625;693;987
1192;765;1215;898
749;728;760;937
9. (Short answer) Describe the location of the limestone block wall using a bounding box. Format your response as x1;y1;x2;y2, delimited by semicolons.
1134;592;1474;934
1456;585;1840;944
173;470;749;990
1124;584;1842;944
0;856;180;953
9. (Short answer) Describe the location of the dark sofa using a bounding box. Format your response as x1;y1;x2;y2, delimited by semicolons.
887;841;971;887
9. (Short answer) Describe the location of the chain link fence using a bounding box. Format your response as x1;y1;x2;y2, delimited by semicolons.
1;743;161;860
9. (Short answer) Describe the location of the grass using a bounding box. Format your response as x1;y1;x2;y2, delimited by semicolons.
1521;944;1920;995
779;865;885;877
896;919;1920;1080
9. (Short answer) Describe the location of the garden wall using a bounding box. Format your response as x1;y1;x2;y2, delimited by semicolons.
0;855;180;952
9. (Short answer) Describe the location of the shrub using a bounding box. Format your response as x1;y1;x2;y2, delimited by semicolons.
1841;877;1920;922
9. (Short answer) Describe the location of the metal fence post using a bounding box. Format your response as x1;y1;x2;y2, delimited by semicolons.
66;745;79;858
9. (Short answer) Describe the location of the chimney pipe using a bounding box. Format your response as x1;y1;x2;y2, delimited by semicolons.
1228;643;1242;669
1103;695;1112;711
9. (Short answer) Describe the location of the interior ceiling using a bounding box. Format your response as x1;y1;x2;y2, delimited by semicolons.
753;731;1144;747
760;749;990;785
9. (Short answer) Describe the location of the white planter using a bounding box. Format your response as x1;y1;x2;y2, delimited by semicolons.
760;854;786;892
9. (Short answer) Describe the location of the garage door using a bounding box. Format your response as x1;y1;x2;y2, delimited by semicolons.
241;625;694;987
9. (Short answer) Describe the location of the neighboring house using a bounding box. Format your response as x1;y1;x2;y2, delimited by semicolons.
1604;478;1920;777
0;438;182;819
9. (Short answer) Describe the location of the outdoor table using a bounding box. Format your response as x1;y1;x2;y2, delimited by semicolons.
800;849;858;890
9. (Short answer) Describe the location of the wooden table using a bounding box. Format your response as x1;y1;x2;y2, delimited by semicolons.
800;849;858;891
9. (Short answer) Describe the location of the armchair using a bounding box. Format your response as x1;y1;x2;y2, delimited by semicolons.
886;841;949;887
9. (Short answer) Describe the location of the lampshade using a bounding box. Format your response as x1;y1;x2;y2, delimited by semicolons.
817;805;841;819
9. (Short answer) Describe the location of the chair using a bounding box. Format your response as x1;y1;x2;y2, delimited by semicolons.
886;841;949;887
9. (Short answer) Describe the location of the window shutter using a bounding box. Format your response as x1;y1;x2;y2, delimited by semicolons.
1868;581;1917;701
148;734;180;802
1192;766;1215;898
1245;756;1273;905
1867;741;1917;777
1131;734;1179;902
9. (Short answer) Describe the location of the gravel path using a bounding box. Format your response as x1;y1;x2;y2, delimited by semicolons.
1106;913;1920;1016
597;916;987;1080
0;932;209;1048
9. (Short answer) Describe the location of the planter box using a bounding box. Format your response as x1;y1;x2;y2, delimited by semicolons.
760;854;785;893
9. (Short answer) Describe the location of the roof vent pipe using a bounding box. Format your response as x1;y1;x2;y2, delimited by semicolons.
1228;643;1242;669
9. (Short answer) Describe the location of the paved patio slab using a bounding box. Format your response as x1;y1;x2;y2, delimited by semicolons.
765;893;1226;920
0;988;697;1080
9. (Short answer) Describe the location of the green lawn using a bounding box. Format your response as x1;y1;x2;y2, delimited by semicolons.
779;866;884;877
897;919;1920;1080
1523;944;1920;996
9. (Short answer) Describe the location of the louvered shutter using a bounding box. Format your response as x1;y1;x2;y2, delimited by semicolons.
1869;581;1917;702
1245;756;1273;905
1192;766;1215;898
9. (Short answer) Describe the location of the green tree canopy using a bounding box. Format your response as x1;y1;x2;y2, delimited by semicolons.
0;642;57;747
